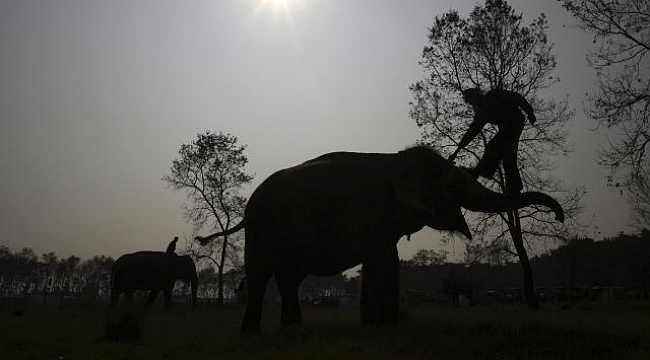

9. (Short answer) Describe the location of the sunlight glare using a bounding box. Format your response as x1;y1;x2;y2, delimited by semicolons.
258;0;302;15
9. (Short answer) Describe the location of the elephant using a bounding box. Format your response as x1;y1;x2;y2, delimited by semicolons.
443;272;476;307
110;251;198;309
196;146;564;331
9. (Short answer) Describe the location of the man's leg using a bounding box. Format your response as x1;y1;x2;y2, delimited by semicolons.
502;147;523;193
474;135;504;179
502;126;524;193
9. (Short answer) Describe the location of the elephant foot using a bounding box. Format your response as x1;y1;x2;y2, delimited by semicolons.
360;318;398;327
280;306;303;328
240;321;261;334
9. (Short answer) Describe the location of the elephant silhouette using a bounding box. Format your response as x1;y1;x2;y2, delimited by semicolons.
196;146;564;331
110;250;197;309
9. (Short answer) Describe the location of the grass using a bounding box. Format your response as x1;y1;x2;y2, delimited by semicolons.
103;303;147;343
1;301;649;359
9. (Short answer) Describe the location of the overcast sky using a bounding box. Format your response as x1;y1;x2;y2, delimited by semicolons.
0;0;636;262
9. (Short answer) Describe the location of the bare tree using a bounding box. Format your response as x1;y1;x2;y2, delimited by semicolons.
410;0;583;308
163;131;252;304
559;0;650;228
629;168;650;229
78;255;114;301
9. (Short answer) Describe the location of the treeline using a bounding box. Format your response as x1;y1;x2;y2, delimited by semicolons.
2;230;649;305
530;230;650;289
0;247;245;305
400;230;650;303
0;246;114;303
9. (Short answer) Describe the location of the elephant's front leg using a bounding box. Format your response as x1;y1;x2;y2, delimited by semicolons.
146;290;159;307
360;246;400;326
360;264;379;325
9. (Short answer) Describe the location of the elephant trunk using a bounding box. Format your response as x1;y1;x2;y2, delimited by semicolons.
454;168;565;222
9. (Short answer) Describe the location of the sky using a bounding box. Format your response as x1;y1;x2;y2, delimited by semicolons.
0;0;637;263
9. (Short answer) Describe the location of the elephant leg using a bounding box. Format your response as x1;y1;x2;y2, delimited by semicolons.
275;270;306;328
163;289;172;309
360;264;379;325
377;247;400;325
110;288;119;307
145;290;158;307
361;247;400;326
125;290;134;306
241;269;273;333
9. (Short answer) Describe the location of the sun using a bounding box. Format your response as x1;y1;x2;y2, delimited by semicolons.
258;0;301;14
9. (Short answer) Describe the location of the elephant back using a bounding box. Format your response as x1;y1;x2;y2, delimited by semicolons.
113;251;177;290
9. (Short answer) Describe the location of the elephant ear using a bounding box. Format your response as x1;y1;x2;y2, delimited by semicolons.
392;164;438;220
392;152;472;240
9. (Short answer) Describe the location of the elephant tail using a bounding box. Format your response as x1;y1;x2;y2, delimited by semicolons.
194;220;246;245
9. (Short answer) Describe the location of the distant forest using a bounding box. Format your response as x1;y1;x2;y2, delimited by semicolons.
1;230;649;305
399;230;650;304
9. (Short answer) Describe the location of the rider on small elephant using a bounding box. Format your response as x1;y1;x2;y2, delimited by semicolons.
166;236;179;254
449;88;536;194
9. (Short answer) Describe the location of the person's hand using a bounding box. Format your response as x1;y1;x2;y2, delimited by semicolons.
448;149;459;163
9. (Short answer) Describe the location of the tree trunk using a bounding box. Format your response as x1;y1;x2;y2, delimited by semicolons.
216;235;229;305
507;209;539;309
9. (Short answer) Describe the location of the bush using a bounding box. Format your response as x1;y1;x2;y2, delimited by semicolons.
103;304;145;343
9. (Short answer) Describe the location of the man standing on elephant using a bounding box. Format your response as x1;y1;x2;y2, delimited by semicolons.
166;236;179;254
449;87;536;194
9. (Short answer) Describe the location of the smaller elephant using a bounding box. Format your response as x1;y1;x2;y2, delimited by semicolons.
110;251;197;309
443;273;475;307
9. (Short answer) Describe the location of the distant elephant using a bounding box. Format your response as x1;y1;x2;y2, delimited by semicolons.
443;273;475;307
196;146;563;331
110;251;198;309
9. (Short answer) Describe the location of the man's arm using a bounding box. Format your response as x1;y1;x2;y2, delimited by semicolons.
449;113;487;161
458;114;487;149
510;92;536;124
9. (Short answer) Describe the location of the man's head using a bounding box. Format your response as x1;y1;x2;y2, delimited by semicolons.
462;88;484;107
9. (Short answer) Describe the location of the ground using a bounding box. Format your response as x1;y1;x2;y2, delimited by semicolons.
1;301;649;359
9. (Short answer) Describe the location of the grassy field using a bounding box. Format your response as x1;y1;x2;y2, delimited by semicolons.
1;301;649;360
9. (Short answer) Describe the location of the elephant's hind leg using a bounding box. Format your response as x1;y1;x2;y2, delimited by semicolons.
110;289;120;307
275;270;306;328
163;289;172;309
241;269;273;333
124;290;135;306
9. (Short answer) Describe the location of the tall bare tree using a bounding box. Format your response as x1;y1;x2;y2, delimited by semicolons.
410;0;582;308
163;131;252;304
559;0;650;228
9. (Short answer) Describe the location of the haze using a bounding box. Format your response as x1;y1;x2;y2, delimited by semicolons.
0;0;634;261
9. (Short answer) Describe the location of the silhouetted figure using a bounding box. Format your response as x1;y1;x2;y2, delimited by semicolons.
166;236;179;254
449;88;536;193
